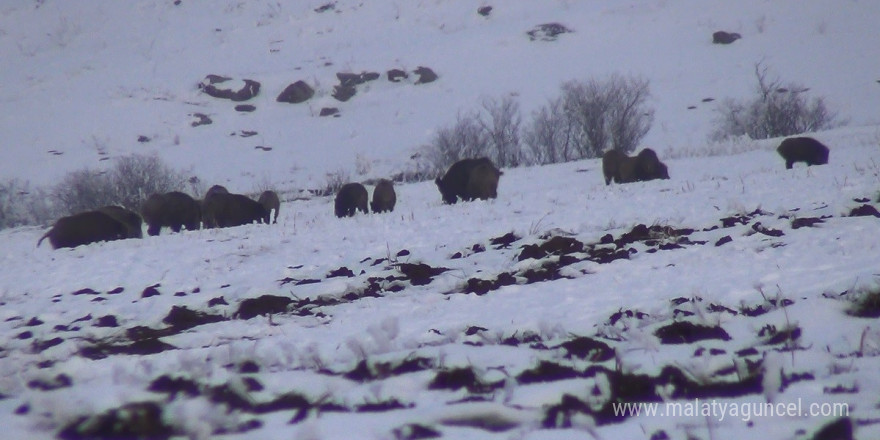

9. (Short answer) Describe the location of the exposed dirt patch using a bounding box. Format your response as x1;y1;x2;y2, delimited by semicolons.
429;367;500;393
58;401;172;440
654;321;732;344
162;306;225;330
396;263;449;286
235;295;293;320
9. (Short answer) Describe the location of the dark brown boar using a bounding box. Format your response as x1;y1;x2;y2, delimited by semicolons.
603;148;669;184
204;193;268;228
635;148;670;181
602;150;626;185
97;205;143;239
38;210;128;249
776;137;829;169
370;179;396;213
258;190;281;224
335;183;369;217
435;157;502;204
141;191;201;236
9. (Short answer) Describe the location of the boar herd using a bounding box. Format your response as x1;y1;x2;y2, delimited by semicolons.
37;136;830;250
38;187;282;250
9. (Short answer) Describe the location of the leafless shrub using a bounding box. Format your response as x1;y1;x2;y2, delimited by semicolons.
422;111;490;173
0;179;57;229
420;95;526;172
478;95;525;167
314;169;351;197
712;62;843;141
52;169;116;215
418;75;652;174
109;153;191;210
391;153;439;183
52;154;192;216
525;74;654;164
524;96;579;164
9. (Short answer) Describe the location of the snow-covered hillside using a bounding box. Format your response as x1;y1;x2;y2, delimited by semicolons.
1;0;879;190
2;1;880;439
2;125;880;439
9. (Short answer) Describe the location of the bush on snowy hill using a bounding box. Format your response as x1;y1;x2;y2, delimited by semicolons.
712;62;844;141
420;95;525;172
526;74;654;165
418;74;654;174
0;178;55;229
46;154;198;223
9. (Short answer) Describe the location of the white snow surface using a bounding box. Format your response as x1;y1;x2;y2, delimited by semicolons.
1;1;880;439
1;0;879;188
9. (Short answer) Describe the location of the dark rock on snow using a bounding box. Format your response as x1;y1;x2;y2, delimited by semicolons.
712;31;742;44
199;75;260;101
414;66;438;84
332;84;357;102
276;80;315;104
314;2;335;13
387;69;408;82
337;71;380;87
190;113;212;127
527;23;572;41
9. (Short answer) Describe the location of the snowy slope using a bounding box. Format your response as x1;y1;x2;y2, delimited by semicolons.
1;0;879;190
1;126;880;439
2;1;880;439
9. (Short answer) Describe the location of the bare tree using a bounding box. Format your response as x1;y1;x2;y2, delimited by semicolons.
1;154;194;230
525;98;564;164
526;74;654;163
420;94;527;173
0;179;56;229
52;169;116;215
422;111;489;172
712;62;842;140
110;153;190;211
605;75;654;155
479;95;525;167
315;169;351;197
563;78;610;158
421;75;653;172
52;153;192;216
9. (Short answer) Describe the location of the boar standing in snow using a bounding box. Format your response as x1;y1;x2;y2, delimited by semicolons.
203;192;268;228
97;205;143;239
370;179;396;213
258;190;281;224
335;183;369;217
435;157;502;204
602;148;669;184
635;148;670;181
141;191;201;236
38;210;129;249
776;136;829;169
